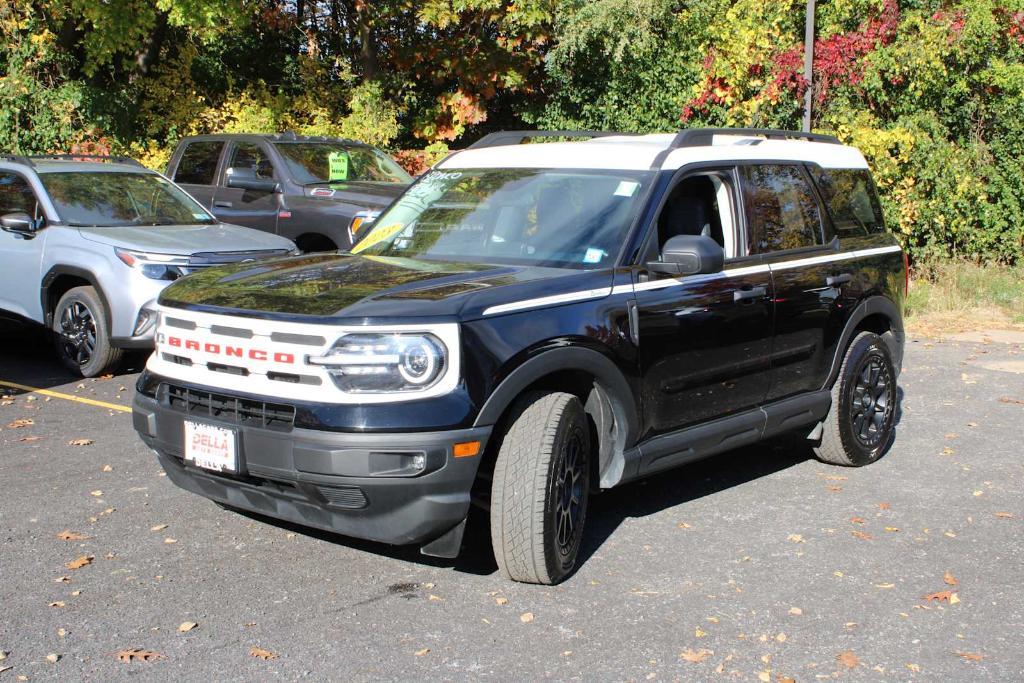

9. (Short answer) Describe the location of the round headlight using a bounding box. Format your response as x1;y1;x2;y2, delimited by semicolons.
399;338;442;385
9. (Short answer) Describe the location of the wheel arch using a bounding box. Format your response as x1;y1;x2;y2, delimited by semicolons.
474;345;640;491
40;266;112;330
824;295;904;389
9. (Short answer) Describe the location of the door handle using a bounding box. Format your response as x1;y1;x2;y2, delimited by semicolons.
733;286;767;303
826;273;853;287
213;201;233;208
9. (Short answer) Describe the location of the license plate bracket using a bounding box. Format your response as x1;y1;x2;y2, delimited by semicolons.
183;420;238;474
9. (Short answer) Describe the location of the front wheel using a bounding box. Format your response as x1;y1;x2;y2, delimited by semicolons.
52;286;122;378
490;392;592;585
814;331;897;466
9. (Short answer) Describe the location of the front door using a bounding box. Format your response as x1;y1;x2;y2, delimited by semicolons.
635;168;774;440
211;141;281;234
0;172;47;320
169;140;224;210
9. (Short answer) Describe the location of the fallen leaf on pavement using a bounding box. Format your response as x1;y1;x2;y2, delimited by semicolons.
65;555;93;570
877;502;890;510
45;654;59;664
150;524;168;532
943;571;959;586
414;648;430;657
998;396;1024;405
163;538;177;544
788;607;802;615
249;647;277;660
114;649;165;663
838;651;860;668
679;648;712;663
427;594;442;601
495;597;508;606
955;651;985;662
102;465;113;472
875;583;895;589
850;517;865;524
8;419;33;428
19;436;41;442
69;439;94;446
994;512;1014;519
786;534;804;543
520;612;534;623
906;663;921;672
885;527;900;532
57;530;89;541
851;531;873;541
826;485;843;492
922;591;958;603
49;601;65;608
89;491;102;497
178;622;197;633
54;576;70;583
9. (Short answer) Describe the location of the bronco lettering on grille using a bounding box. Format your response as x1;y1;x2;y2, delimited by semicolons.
165;335;296;365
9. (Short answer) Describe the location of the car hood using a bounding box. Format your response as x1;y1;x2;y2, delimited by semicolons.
158;252;612;321
76;223;295;254
302;181;407;208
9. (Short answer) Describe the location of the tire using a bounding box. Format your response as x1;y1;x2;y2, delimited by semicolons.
490;391;592;585
814;331;897;466
52;286;122;378
296;234;337;253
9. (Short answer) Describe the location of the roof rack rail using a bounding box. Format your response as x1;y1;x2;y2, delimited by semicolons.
22;154;145;167
467;130;629;150
670;128;841;148
1;155;35;168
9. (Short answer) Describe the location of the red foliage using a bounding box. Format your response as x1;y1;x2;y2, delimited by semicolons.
999;9;1024;44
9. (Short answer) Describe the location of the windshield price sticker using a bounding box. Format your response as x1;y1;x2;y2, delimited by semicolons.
351;222;405;254
328;151;350;181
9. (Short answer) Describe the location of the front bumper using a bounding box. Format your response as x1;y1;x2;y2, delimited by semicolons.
133;390;491;550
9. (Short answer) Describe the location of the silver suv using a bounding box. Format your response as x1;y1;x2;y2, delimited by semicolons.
0;155;296;377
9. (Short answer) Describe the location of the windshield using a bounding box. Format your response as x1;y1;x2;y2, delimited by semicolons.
273;142;412;185
40;172;216;227
351;168;652;269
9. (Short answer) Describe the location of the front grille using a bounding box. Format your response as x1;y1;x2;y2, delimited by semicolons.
186;250;289;270
161;384;295;432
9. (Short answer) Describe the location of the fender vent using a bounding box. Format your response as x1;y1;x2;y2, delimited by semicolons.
317;485;368;509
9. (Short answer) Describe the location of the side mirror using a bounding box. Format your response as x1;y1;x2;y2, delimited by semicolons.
226;167;280;193
0;212;37;236
647;234;724;276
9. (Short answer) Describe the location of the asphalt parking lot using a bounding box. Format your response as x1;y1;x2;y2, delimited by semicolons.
1;321;1022;681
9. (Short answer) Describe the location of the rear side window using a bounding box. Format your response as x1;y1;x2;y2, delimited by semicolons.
173;142;223;185
741;164;823;254
810;167;886;237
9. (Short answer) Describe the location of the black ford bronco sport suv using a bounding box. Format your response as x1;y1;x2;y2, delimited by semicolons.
133;128;907;584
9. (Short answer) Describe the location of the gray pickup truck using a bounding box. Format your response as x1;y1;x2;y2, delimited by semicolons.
166;133;412;252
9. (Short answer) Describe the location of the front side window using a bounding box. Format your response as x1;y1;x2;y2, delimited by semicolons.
40;172;217;227
274;142;412;185
741;165;823;254
173;142;223;185
352;168;653;269
810;167;886;237
0;173;40;219
226;142;275;181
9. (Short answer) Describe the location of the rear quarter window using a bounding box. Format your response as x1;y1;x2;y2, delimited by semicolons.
810;168;887;238
173;142;224;185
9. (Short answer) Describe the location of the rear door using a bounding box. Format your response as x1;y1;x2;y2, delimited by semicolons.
635;166;775;440
169;140;225;210
0;172;47;320
739;163;848;402
210;141;281;234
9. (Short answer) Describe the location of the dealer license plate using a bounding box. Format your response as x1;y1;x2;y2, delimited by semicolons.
183;421;237;473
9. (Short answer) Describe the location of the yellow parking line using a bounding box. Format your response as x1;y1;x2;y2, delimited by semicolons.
0;379;132;413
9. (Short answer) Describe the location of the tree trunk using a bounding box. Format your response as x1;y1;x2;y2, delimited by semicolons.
356;2;378;81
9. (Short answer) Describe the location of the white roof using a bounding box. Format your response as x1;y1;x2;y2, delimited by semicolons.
438;132;869;172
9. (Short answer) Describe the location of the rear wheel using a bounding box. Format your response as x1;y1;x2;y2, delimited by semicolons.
490;391;591;585
52;286;122;378
814;331;897;466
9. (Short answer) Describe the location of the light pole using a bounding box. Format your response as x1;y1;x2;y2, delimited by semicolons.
802;0;816;132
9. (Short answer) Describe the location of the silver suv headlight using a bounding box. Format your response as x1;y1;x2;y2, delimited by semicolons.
309;332;449;393
115;248;189;281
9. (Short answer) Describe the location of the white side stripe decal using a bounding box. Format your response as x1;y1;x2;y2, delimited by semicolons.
481;245;903;315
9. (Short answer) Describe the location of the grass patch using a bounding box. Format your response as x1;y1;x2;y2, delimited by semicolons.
906;261;1024;334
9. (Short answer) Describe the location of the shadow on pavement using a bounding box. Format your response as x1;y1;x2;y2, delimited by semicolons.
0;318;146;389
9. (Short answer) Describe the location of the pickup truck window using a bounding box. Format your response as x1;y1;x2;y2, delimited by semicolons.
39;172;217;227
741;164;823;254
353;168;652;269
175;142;224;185
226;143;275;181
274;142;411;185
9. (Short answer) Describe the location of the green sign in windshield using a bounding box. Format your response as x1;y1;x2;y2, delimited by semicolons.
328;151;349;181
